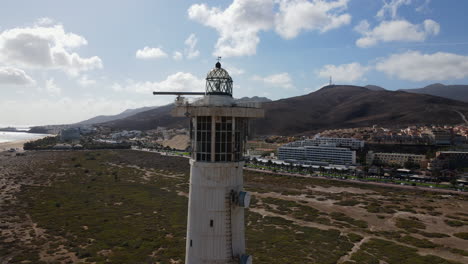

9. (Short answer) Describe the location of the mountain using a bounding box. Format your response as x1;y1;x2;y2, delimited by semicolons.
365;85;386;91
253;85;468;135
101;104;186;130
235;96;271;103
100;97;272;130
399;83;468;102
101;86;468;135
76;106;159;125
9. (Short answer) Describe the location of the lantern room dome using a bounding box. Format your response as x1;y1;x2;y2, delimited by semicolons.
205;62;233;96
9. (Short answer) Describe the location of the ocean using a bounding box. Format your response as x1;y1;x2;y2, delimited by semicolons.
0;131;51;143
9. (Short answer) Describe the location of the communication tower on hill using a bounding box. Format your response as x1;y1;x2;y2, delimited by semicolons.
154;61;264;264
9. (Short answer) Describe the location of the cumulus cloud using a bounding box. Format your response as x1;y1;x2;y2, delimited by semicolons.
376;0;411;19
35;17;55;26
173;51;183;61
317;62;368;83
275;0;351;39
44;78;61;95
416;0;431;13
77;75;96;87
117;72;205;94
252;72;294;89
188;0;275;57
355;19;439;47
0;24;103;75
376;50;468;81
188;0;351;57
184;34;200;59
223;64;245;76
0;67;35;86
135;47;168;59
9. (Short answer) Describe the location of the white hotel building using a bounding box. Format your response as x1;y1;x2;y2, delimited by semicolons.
288;137;364;150
278;145;356;166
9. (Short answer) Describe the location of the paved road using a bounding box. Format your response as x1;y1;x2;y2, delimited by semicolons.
454;110;468;125
245;167;467;196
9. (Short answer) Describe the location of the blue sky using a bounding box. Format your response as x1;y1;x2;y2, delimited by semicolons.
1;0;468;126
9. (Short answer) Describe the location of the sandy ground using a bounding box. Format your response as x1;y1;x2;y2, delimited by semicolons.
160;134;190;150
0;134;50;151
0;140;29;151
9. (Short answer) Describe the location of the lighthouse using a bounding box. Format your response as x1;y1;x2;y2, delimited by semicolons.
154;61;264;263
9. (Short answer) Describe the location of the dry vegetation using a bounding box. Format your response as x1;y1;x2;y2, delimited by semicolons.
0;150;467;263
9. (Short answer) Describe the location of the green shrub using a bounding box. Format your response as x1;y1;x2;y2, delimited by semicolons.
395;217;426;230
444;219;464;227
398;235;437;248
453;232;468;240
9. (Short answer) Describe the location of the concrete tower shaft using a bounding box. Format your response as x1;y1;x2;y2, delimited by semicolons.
173;103;263;264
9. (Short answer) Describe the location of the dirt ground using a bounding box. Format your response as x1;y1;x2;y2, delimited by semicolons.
1;150;467;264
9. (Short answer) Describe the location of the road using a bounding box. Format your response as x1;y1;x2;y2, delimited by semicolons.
454;110;468;125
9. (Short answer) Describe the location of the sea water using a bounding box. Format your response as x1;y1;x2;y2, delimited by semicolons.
0;131;50;143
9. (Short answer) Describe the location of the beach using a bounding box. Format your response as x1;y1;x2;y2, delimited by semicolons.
0;132;51;151
0;140;31;151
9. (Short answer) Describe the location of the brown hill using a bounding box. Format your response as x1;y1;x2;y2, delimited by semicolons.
102;85;468;135
399;83;468;102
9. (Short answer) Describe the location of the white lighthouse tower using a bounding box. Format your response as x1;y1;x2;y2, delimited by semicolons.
154;61;263;264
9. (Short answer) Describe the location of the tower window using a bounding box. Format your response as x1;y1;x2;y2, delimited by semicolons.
210;219;213;227
190;239;192;247
195;116;212;161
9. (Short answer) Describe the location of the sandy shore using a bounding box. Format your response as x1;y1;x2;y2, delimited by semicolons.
0;134;50;151
0;140;30;151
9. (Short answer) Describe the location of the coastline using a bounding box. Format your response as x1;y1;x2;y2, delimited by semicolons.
0;135;50;151
0;140;29;151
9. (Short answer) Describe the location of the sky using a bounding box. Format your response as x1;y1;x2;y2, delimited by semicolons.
1;0;468;126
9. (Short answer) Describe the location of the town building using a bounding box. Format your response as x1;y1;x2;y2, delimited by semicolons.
430;129;453;145
278;145;356;165
366;151;427;168
428;151;468;171
286;136;364;150
59;127;80;142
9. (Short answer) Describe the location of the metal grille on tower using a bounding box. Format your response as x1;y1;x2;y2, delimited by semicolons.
205;62;233;96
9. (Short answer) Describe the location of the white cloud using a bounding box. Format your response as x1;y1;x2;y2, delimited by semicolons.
0;67;35;86
355;19;439;47
45;78;61;95
173;51;183;61
275;0;351;39
188;0;350;57
376;50;468;81
0;24;103;75
111;83;123;92
135;47;168;60
188;0;275;57
317;62;368;83
223;64;245;76
184;33;200;59
118;72;205;94
376;0;411;19
252;72;294;89
35;17;55;26
416;0;431;13
77;75;96;87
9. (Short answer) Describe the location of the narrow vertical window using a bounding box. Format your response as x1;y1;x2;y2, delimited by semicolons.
210;219;213;227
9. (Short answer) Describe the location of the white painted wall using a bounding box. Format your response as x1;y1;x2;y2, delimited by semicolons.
185;160;246;264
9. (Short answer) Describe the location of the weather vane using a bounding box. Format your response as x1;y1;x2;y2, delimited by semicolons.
217;56;222;62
